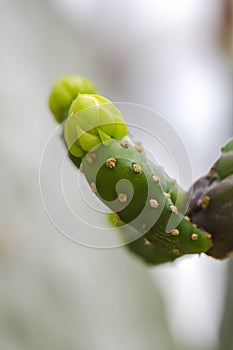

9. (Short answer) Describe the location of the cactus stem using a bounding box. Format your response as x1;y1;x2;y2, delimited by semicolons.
171;229;180;236
120;140;129;148
191;233;198;241
105;157;117;168
118;193;128;203
132;163;141;173
201;195;210;208
170;205;178;213
91;182;97;193
149;199;159;208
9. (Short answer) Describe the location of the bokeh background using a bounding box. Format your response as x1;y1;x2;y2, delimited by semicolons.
0;0;233;349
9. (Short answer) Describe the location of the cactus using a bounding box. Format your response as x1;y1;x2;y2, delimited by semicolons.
48;75;233;264
188;140;233;259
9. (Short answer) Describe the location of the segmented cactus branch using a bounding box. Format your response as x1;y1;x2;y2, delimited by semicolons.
49;75;233;264
188;140;233;259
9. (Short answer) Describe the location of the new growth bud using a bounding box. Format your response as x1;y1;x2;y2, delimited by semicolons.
64;94;128;156
49;75;96;123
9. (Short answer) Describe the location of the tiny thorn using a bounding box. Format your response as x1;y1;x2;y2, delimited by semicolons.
191;233;198;241
135;144;143;153
133;163;141;173
144;238;152;246
170;205;177;214
209;166;216;176
184;215;190;222
106;157;117;168
118;193;127;203
206;232;212;240
171;229;179;236
120;140;129;148
90;182;97;193
164;192;171;198
80;162;84;173
86;153;96;163
152;175;160;183
149;199;159;208
112;213;121;225
172;248;180;255
201;196;210;209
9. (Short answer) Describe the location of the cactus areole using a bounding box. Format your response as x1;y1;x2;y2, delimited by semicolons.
49;76;233;264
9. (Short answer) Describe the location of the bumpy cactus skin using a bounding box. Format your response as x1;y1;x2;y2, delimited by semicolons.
51;75;233;265
81;136;211;257
188;140;233;259
50;87;212;262
108;212;181;264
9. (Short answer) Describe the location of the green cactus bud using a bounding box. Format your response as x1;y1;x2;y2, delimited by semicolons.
189;140;233;259
64;94;128;156
49;75;96;123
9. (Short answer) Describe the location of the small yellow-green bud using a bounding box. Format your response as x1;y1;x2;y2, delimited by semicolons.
49;75;96;123
64;94;128;156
